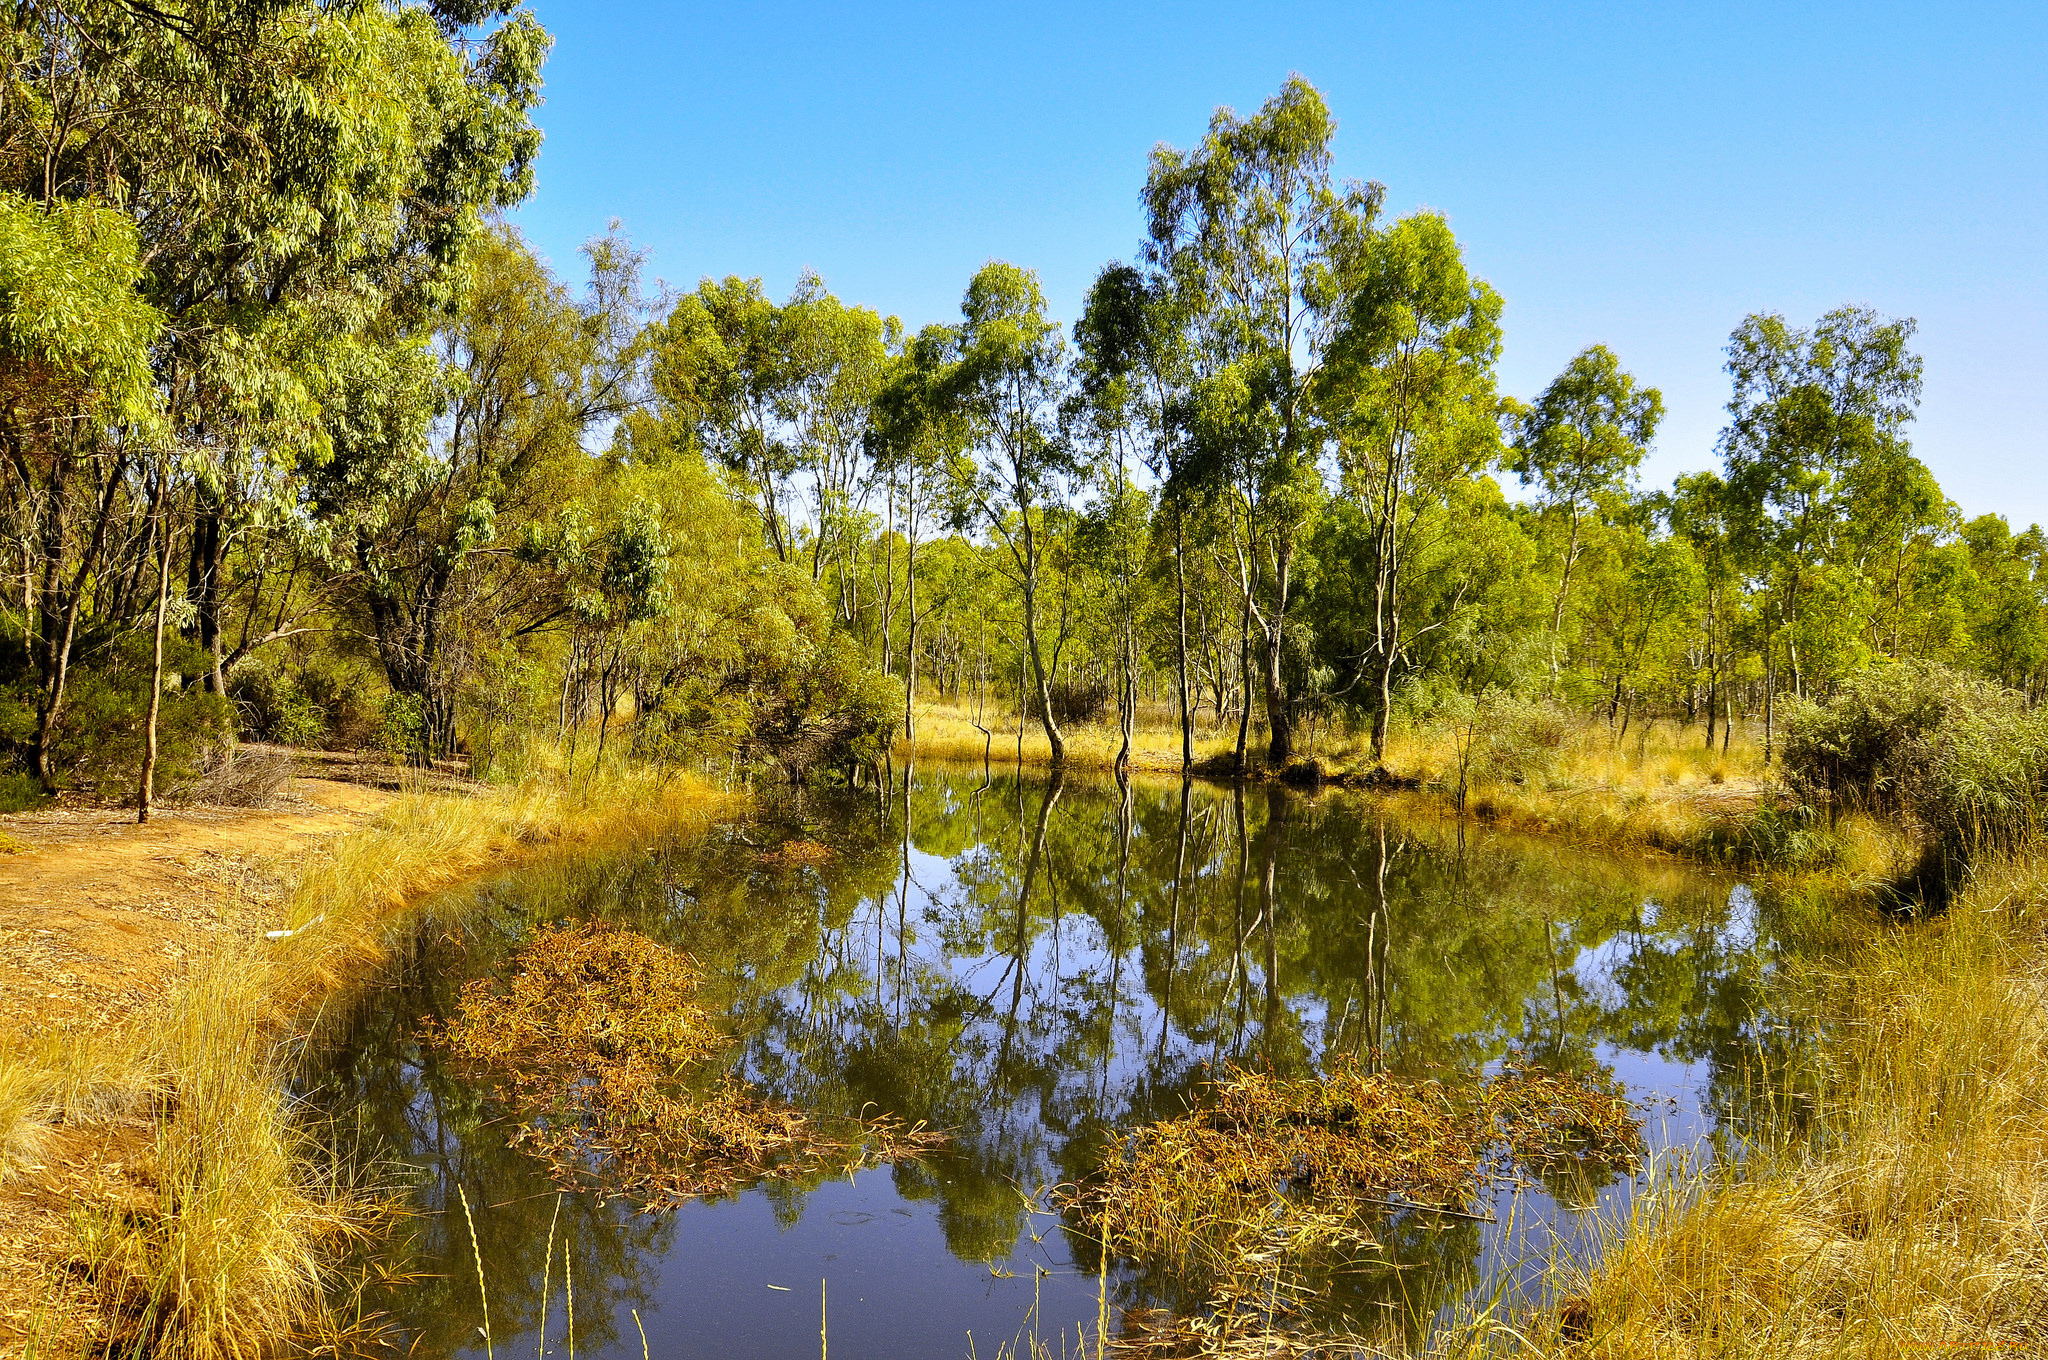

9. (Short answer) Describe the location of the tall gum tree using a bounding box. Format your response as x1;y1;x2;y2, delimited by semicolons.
1074;263;1185;773
941;262;1079;767
869;323;969;743
1507;344;1663;692
1143;76;1382;766
1325;211;1504;765
1719;306;1922;699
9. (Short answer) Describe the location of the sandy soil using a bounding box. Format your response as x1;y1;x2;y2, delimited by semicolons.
0;772;395;1040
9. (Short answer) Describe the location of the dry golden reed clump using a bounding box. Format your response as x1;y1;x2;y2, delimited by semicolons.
1079;1062;1641;1260
756;837;835;870
435;921;937;1206
1068;1061;1641;1356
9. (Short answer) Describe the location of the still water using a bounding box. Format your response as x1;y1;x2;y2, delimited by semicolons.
307;765;1792;1358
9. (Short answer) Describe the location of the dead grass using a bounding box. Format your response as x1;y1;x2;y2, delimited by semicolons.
434;922;938;1208
1520;853;2048;1357
1067;1062;1641;1357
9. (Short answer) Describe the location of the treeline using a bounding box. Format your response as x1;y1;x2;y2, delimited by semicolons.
3;38;2041;801
654;78;2047;776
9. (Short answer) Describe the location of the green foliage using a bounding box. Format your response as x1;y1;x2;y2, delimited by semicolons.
0;192;162;427
0;631;229;795
1782;661;2048;863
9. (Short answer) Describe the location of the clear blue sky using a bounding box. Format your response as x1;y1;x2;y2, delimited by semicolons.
510;1;2047;527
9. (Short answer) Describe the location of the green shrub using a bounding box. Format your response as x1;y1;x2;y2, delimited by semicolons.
1782;661;2048;863
0;772;46;813
0;628;230;796
380;693;428;765
228;655;383;750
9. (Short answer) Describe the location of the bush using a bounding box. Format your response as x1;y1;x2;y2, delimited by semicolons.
1782;661;2048;864
0;628;230;797
228;656;383;750
1424;686;1570;803
1689;798;1843;870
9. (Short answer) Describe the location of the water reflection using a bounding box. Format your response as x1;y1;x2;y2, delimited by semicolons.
306;765;1789;1357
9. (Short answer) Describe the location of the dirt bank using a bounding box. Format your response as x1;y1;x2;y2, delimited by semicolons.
0;776;395;1040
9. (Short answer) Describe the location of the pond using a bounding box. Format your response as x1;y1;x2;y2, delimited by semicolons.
305;764;1797;1358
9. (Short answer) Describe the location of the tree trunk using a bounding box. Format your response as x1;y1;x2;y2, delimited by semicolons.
1175;511;1193;769
1019;510;1065;766
190;499;226;695
33;447;132;791
139;463;176;822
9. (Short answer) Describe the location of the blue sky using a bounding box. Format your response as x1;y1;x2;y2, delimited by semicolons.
510;1;2047;526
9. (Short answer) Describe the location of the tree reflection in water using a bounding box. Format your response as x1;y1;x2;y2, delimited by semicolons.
303;763;1791;1355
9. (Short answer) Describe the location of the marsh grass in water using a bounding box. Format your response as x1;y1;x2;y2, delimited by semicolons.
1524;853;2048;1356
1064;1062;1641;1356
433;922;941;1207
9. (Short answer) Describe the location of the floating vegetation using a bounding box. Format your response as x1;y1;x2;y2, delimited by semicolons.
433;922;938;1207
1065;1061;1643;1355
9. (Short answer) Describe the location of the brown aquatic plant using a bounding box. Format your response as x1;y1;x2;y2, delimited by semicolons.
434;922;938;1207
756;837;836;870
1065;1060;1641;1356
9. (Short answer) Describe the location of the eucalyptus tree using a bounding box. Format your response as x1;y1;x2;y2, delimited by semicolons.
1325;212;1505;764
940;262;1082;766
650;277;795;560
0;195;165;790
869;324;969;740
1719;306;1922;697
1075;261;1198;767
1142;76;1383;765
650;273;897;587
311;226;648;756
0;0;547;790
1667;471;1742;748
779;279;899;600
1507;345;1663;688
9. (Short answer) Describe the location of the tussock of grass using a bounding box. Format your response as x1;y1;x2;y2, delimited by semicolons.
434;922;939;1207
1532;856;2048;1356
69;948;376;1360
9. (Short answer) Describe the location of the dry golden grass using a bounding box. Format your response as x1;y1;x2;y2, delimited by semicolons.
898;697;1243;774
3;768;736;1359
901;697;1797;861
1514;854;2048;1357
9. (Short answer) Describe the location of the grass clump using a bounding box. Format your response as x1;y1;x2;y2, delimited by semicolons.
67;949;378;1360
1067;1062;1641;1355
435;922;939;1207
1535;855;2048;1356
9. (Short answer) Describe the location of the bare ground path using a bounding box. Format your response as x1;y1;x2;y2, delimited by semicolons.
0;771;396;1039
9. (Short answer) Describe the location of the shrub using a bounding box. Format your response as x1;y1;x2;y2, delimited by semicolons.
0;627;230;796
1782;661;2048;864
229;656;384;750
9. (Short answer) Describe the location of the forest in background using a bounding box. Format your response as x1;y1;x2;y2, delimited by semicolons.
5;2;2044;810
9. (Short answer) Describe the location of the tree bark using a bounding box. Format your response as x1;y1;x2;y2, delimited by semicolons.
139;461;175;821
